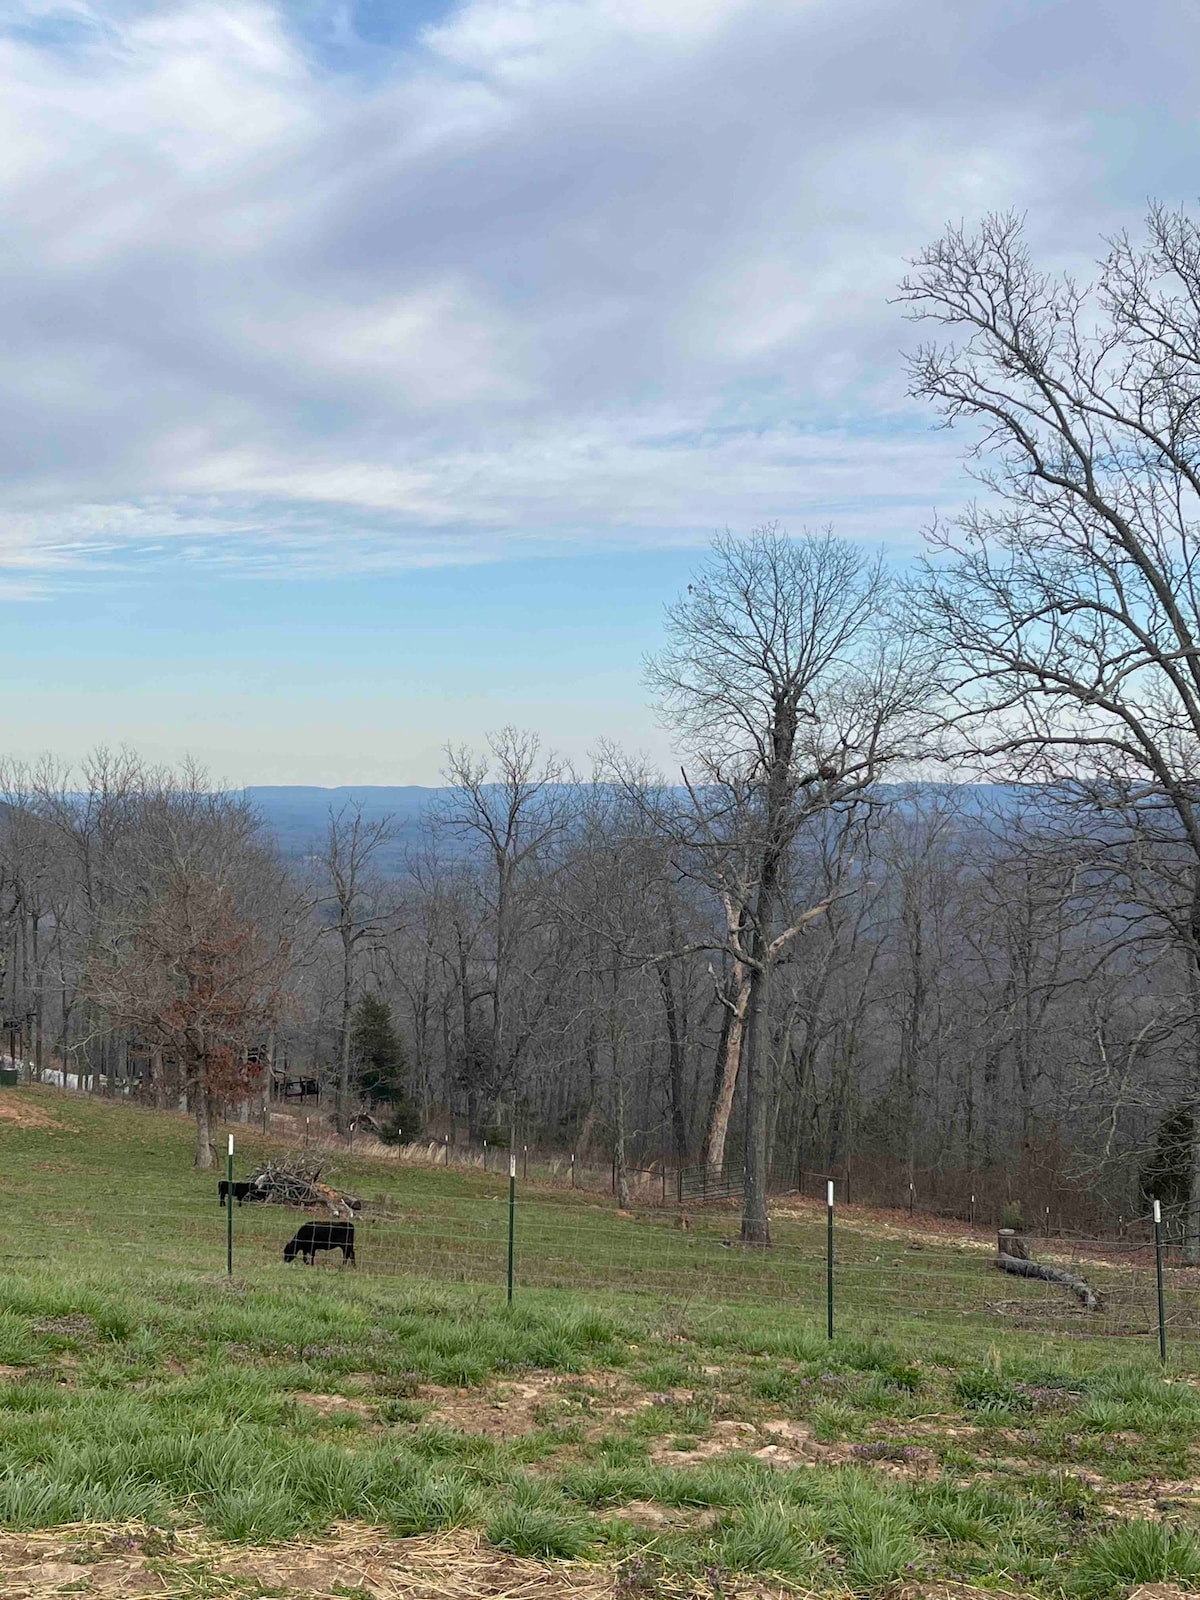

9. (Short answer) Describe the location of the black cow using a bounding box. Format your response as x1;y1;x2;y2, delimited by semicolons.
283;1221;356;1266
218;1180;254;1207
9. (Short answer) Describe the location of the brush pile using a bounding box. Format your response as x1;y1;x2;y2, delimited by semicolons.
244;1157;361;1219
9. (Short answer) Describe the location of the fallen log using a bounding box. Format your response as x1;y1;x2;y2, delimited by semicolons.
994;1249;1101;1310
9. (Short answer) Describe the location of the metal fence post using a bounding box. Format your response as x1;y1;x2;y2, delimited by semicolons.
570;1152;576;1189
826;1179;835;1340
226;1133;234;1277
1154;1199;1167;1364
524;1144;529;1181
507;1154;516;1304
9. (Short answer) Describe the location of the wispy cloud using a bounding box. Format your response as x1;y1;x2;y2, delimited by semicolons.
0;0;1192;579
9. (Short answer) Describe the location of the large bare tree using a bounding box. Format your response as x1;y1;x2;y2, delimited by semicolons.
320;803;395;1133
648;526;930;1243
901;205;1200;1251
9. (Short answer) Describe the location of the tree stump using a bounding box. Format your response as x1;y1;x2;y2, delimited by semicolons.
998;1228;1029;1260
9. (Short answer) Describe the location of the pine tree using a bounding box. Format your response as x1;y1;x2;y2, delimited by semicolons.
351;994;423;1140
351;994;404;1102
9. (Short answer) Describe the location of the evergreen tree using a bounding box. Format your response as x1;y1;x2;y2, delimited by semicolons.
351;993;423;1140
351;994;404;1103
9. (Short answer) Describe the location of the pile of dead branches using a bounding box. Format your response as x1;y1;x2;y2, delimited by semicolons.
244;1157;361;1218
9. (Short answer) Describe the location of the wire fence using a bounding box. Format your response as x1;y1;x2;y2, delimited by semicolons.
11;1155;1200;1363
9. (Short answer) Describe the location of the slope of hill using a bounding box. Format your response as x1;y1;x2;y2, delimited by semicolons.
0;1085;1194;1600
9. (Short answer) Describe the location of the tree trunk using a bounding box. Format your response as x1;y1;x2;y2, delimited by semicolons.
740;945;771;1246
658;961;689;1162
335;930;354;1134
1187;889;1200;1265
193;1085;217;1169
614;1073;631;1210
707;969;748;1175
1187;1100;1200;1267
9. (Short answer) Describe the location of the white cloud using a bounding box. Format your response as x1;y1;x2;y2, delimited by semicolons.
0;0;1191;580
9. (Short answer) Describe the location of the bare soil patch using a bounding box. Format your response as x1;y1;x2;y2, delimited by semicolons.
33;1314;97;1341
0;1525;616;1600
294;1390;377;1420
0;1097;66;1132
611;1502;721;1532
422;1372;657;1438
651;1417;938;1477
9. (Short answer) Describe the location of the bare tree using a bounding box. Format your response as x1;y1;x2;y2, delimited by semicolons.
648;526;931;1243
320;804;395;1133
439;729;572;1139
901;205;1200;1252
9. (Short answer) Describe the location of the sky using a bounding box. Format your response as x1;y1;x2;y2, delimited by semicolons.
0;0;1196;783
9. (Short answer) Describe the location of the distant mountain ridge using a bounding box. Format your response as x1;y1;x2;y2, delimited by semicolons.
244;781;1034;872
245;786;440;868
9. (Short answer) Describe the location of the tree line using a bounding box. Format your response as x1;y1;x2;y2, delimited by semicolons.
6;207;1200;1249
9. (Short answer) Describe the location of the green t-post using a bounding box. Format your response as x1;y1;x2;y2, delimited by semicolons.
227;1133;234;1277
1154;1199;1167;1364
826;1179;834;1340
507;1154;516;1304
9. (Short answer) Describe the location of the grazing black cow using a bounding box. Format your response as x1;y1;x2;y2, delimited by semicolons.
218;1180;254;1207
283;1221;356;1266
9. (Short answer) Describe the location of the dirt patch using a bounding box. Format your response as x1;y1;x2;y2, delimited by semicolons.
651;1416;937;1477
422;1371;656;1439
237;1526;603;1600
0;1097;65;1132
0;1525;616;1600
33;1314;97;1342
422;1377;559;1436
896;1588;1039;1600
652;1419;759;1466
0;1529;177;1598
294;1391;376;1420
612;1502;722;1532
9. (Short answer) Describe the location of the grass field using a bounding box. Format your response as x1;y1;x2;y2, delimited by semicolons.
3;1087;1200;1600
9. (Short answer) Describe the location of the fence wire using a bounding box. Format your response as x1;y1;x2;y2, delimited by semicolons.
10;1176;1200;1359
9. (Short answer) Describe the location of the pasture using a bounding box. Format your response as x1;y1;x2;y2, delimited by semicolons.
2;1088;1200;1600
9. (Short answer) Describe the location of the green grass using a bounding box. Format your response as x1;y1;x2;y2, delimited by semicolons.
1;1087;1200;1596
0;1086;1179;1349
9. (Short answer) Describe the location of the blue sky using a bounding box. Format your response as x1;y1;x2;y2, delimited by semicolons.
1;0;1197;782
2;550;697;781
